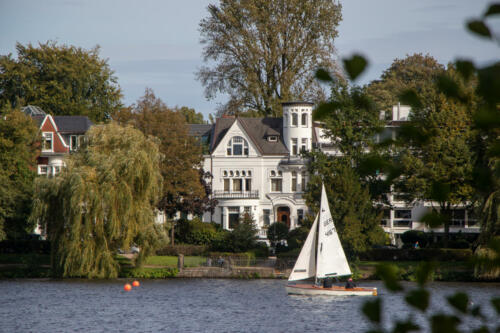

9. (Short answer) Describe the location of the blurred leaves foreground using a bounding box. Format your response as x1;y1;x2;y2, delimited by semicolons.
315;3;500;332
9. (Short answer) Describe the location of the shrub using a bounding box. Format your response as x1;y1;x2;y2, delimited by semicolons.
267;222;289;245
286;226;309;250
0;240;50;254
119;267;178;278
211;214;258;252
360;248;473;261
401;230;429;248
176;218;219;245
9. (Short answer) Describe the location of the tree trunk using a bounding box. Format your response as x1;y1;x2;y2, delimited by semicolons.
171;219;175;246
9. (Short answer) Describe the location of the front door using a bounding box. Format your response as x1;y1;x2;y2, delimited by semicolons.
277;206;290;228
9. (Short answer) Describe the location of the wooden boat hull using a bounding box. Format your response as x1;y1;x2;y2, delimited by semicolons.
286;284;377;296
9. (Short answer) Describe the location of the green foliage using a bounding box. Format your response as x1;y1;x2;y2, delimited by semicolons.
176;218;219;245
304;155;386;257
286;226;309;250
198;0;342;116
0;107;39;240
365;53;445;113
119;267;178;279
212;213;258;252
176;106;205;124
267;222;289;245
401;230;429;248
343;54;368;81
31;123;164;278
0;41;122;122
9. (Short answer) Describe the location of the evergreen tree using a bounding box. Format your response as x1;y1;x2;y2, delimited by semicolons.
304;154;386;258
31;123;163;278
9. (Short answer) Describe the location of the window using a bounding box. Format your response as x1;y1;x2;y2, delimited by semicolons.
395;210;411;219
70;135;78;151
301;113;308;126
301;138;307;152
227;136;249;156
271;170;276;177
292;113;298;126
244;206;251;215
301;171;307;191
54;166;61;174
292;138;298;155
268;135;278;142
242;170;246;177
42;132;53;151
263;209;271;226
228;207;240;229
297;209;304;225
235;170;240;177
271;179;282;192
284;114;288;127
39;165;48;176
233;179;242;192
223;170;228;177
247;170;252;176
291;172;297;192
245;178;252;191
224;179;230;191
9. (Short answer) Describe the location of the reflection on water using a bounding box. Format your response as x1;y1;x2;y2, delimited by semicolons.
0;279;499;333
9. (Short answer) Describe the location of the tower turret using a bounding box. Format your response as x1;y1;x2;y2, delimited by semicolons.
282;101;314;156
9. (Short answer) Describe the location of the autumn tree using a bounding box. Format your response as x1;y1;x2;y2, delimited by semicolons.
198;0;342;116
114;89;213;245
0;41;122;122
365;53;444;113
31;123;163;278
0;106;39;240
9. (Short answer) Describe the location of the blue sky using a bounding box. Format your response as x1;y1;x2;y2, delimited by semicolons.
1;0;498;119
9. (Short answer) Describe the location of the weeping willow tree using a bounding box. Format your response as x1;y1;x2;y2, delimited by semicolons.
31;122;164;278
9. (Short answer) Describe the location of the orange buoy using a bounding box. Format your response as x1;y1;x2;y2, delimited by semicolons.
124;283;132;291
132;280;140;287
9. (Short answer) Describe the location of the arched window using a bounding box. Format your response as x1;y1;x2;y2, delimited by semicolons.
292;113;298;126
301;113;308;126
227;136;249;156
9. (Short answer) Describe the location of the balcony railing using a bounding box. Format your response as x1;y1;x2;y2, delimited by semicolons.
213;190;259;199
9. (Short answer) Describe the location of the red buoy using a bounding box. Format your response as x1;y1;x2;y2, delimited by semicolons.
124;283;132;291
132;280;140;287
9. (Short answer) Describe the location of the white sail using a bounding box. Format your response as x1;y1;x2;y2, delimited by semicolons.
316;184;351;279
288;214;318;281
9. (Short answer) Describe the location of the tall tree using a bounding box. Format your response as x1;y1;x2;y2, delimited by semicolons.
304;154;386;258
198;0;342;116
31;123;163;278
176;106;205;124
0;41;122;122
392;65;477;244
365;53;444;113
0;106;39;239
114;89;212;245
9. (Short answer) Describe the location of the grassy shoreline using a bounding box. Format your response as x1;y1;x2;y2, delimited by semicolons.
1;254;496;282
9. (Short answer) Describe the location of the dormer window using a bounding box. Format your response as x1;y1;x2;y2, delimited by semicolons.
42;132;53;152
227;136;249;156
268;135;278;142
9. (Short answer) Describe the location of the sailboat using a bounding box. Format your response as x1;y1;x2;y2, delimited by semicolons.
286;184;377;296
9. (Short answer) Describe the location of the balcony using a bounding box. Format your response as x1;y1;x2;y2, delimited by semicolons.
213;190;259;199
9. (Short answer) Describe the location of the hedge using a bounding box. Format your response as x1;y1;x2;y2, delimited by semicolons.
0;240;50;254
155;244;208;256
360;248;473;261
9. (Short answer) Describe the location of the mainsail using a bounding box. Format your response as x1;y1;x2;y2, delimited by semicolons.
288;184;351;281
316;184;351;278
288;215;318;281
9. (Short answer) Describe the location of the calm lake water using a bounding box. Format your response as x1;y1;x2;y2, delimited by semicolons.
1;279;499;333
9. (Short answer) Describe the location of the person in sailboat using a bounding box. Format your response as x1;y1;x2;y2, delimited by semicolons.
345;278;356;289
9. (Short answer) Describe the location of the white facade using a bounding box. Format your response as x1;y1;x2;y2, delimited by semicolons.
201;102;314;239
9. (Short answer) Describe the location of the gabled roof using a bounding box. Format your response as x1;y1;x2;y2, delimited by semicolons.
53;116;93;133
211;117;288;155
